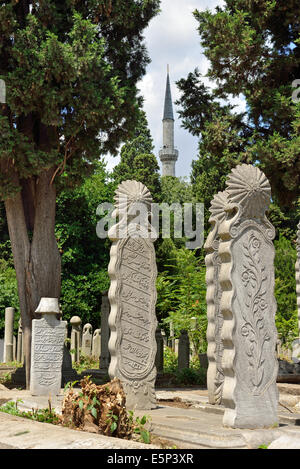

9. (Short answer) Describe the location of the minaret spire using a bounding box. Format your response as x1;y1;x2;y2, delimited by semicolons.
159;67;178;177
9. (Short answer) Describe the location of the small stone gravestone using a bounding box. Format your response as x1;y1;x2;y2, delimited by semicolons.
4;307;15;363
92;329;101;360
30;298;66;396
17;319;23;363
70;316;82;363
82;323;93;357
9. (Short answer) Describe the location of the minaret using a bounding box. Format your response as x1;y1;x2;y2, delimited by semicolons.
159;66;178;177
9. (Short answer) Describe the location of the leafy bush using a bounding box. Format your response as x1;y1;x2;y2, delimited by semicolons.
174;367;206;386
274;235;298;346
0;259;19;335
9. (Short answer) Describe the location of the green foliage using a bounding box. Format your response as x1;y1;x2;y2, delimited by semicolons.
174;367;206;386
163;346;177;373
157;247;207;354
0;259;19;334
72;354;100;375
112;110;161;199
0;0;161;197
177;0;300;207
128;411;151;444
0;400;60;425
56;160;112;329
274;235;298;345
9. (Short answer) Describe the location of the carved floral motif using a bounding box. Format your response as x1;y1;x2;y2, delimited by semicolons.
240;232;271;394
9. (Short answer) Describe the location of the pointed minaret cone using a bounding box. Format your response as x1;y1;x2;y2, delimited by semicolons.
159;67;178;177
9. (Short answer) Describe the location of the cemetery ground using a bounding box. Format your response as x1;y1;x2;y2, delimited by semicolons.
1;362;300;449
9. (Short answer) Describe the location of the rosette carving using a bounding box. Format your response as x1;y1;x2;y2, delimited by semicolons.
226;164;271;218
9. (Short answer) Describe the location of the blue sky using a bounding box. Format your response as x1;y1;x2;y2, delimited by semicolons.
105;0;245;179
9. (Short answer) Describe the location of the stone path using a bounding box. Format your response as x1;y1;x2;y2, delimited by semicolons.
1;384;300;449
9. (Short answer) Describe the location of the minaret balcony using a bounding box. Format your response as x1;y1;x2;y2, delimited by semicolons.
159;147;178;162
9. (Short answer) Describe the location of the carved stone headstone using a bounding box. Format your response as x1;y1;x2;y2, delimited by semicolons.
70;316;82;363
92;329;101;360
82;323;92;357
155;327;164;373
178;330;190;370
99;291;110;372
219;164;278;429
108;180;158;410
3;307;15;363
204;191;228;405
30;298;66;396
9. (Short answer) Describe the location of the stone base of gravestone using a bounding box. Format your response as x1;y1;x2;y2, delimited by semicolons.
61;345;80;387
292;338;300;364
10;363;26;387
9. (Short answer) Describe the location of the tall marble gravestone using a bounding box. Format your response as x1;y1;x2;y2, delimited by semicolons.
108;180;158;410
205;191;228;405
30;298;67;396
219;164;278;429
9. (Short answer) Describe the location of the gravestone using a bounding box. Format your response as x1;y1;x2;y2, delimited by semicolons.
155;327;164;373
17;319;23;363
99;291;110;373
82;323;92;357
30;298;66;396
190;317;197;359
219;164;278;429
92;329;101;360
178;330;190;370
174;338;179;356
161;329;167;347
204;191;228;405
61;345;80;387
108;180;158;410
3;307;15;363
70;316;82;363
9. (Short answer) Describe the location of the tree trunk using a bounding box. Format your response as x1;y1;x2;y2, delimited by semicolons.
4;168;61;388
